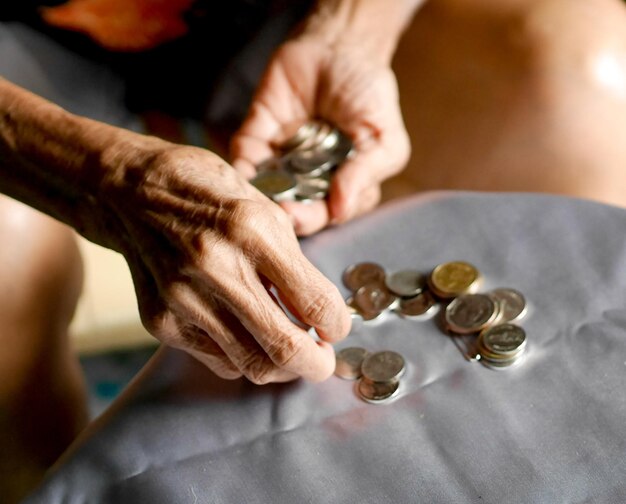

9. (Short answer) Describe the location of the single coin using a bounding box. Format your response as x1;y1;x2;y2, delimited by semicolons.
480;323;527;356
335;347;369;380
445;293;499;334
343;262;386;291
357;378;400;403
396;291;437;318
489;288;527;324
292;121;326;152
429;261;482;299
250;170;297;201
385;269;426;297
255;157;284;173
361;350;406;383
354;283;397;314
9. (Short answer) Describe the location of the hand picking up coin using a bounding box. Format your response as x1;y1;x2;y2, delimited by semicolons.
250;120;354;203
335;260;530;404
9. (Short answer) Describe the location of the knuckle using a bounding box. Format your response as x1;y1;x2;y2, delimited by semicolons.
299;291;336;325
211;363;243;381
239;353;276;385
220;199;292;254
266;333;305;369
223;199;269;244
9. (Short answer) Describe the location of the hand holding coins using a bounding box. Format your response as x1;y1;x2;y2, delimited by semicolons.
250;120;354;204
335;260;530;403
231;35;411;235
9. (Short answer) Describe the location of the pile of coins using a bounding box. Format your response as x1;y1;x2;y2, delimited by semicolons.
343;262;437;322
335;348;406;404
250;120;354;203
339;260;529;379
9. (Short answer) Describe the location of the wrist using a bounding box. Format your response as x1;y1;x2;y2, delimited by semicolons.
301;0;426;65
0;78;170;248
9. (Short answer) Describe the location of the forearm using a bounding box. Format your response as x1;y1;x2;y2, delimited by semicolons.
0;78;165;248
302;0;427;64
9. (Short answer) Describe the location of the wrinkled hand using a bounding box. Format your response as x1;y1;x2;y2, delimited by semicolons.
231;34;411;236
100;142;351;383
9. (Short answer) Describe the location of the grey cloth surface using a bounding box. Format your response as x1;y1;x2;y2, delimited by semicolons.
24;192;626;503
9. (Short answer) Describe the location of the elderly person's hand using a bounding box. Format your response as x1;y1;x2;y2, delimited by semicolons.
0;78;351;384
231;0;419;236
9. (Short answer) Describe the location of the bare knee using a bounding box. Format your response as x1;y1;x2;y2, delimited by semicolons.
0;195;83;333
392;0;626;203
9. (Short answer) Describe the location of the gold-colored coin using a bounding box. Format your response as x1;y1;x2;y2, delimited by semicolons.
428;261;482;299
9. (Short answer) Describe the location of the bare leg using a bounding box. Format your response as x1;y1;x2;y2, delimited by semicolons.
0;195;88;503
384;0;626;206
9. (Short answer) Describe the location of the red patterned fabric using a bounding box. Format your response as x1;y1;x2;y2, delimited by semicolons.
40;0;195;52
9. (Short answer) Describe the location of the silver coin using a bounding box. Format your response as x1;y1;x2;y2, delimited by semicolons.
385;269;426;297
489;288;527;323
287;148;336;175
343;262;386;291
476;336;525;361
296;179;328;201
255;157;284;173
278;121;320;153
250;170;297;201
361;350;405;383
335;347;369;380
445;293;498;334
396;291;437;318
295;177;330;201
354;283;397;314
479;349;526;370
315;126;340;152
346;296;380;322
307;122;337;151
291;121;325;152
357;378;400;403
480;323;527;355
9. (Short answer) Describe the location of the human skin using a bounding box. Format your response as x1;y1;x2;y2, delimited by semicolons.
0;78;351;385
231;0;424;236
385;0;626;205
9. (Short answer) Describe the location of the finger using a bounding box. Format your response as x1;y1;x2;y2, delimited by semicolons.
198;264;340;382
182;329;244;380
230;98;290;175
167;281;300;384
230;133;276;179
279;199;329;237
329;183;381;225
328;146;403;222
254;236;351;344
222;287;338;382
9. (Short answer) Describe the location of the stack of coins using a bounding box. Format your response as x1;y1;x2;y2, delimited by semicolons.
476;323;527;369
250;120;354;203
335;347;406;404
444;289;527;334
